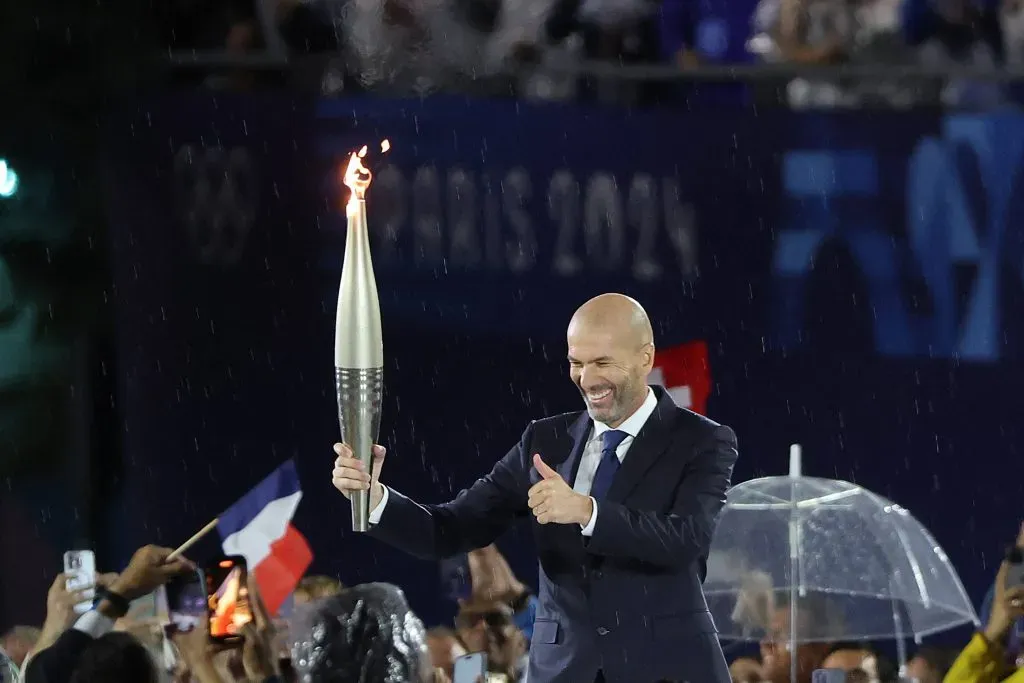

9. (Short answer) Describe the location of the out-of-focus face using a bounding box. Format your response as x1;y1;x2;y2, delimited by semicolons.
456;611;526;677
822;649;871;672
906;655;940;683
567;322;651;428
729;656;764;682
759;607;829;683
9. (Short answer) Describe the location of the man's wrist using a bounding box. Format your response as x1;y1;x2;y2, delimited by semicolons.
372;483;385;509
576;494;594;526
105;577;140;604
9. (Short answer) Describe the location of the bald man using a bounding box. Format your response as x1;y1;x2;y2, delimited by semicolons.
332;293;738;683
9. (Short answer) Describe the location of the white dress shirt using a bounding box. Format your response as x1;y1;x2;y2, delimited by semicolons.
574;387;657;535
369;388;659;535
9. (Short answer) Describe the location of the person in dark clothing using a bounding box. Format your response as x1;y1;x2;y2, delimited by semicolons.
68;633;159;683
290;583;433;683
24;546;190;683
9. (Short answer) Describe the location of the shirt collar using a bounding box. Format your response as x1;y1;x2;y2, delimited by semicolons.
592;387;657;439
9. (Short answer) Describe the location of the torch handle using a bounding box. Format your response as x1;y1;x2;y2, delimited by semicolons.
335;366;384;532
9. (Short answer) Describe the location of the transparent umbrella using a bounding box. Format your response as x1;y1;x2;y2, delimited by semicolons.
705;446;978;681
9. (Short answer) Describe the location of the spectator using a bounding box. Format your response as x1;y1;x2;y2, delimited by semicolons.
901;0;1006;107
1004;0;1024;64
658;0;701;67
759;594;843;683
729;656;764;682
944;551;1024;683
749;0;914;106
978;523;1024;669
68;631;160;683
905;644;959;683
291;582;434;683
821;644;897;683
170;572;280;683
454;601;527;682
465;545;537;642
426;627;466;677
20;572;117;676
541;0;666;104
294;575;344;606
1;626;40;669
23;545;192;683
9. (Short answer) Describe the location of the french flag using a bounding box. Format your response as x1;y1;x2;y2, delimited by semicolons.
650;340;712;416
218;459;313;616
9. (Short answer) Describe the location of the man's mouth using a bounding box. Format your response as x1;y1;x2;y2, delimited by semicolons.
585;387;613;405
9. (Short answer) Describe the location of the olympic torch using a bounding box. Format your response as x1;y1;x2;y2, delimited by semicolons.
336;142;387;532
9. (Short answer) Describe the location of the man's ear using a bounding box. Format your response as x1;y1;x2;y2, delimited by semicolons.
642;343;655;372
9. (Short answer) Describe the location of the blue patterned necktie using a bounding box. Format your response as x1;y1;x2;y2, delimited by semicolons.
589;429;628;500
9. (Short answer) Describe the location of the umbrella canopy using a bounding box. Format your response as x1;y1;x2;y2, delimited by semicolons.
705;471;978;643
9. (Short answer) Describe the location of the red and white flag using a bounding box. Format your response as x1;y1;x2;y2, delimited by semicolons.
650;340;712;416
217;459;313;616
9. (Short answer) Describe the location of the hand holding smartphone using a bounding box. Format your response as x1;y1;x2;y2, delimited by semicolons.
453;652;487;683
165;567;207;633
1005;547;1024;589
205;556;253;643
63;550;96;615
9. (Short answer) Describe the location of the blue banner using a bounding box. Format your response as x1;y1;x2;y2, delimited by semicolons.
103;94;1024;629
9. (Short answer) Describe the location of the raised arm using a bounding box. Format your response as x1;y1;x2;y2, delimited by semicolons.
333;423;534;560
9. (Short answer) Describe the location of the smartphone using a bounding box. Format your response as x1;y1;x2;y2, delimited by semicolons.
206;556;253;642
63;550;96;614
453;652;487;683
1006;547;1024;589
166;568;206;632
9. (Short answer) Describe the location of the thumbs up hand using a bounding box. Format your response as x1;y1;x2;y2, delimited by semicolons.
528;453;594;526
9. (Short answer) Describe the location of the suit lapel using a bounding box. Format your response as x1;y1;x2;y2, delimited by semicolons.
557;411;592;486
606;387;679;503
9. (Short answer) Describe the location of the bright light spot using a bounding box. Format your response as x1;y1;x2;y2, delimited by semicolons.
0;160;19;198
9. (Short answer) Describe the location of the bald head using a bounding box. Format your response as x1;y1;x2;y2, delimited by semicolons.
567;294;655;428
569;294;653;348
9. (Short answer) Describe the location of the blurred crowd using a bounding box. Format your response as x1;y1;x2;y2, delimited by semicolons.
162;0;1024;106
0;543;534;683
1;526;1022;683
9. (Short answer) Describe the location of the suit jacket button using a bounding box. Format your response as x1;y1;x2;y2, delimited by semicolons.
596;627;610;636
593;570;603;579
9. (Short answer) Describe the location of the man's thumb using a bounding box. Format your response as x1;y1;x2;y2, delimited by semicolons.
533;453;559;480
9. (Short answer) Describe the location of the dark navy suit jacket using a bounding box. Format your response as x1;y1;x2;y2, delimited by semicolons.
370;386;738;683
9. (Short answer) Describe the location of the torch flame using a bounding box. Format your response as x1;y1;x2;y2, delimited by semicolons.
343;139;391;213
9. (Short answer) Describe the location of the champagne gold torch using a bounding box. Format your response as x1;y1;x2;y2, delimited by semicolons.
336;141;388;531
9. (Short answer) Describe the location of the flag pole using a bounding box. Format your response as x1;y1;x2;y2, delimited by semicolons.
168;518;219;560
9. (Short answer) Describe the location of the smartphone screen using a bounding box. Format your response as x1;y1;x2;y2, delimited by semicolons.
63;550;96;614
206;556;253;641
166;568;206;632
453;652;487;683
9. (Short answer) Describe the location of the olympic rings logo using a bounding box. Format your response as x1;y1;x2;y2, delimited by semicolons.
173;145;256;266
